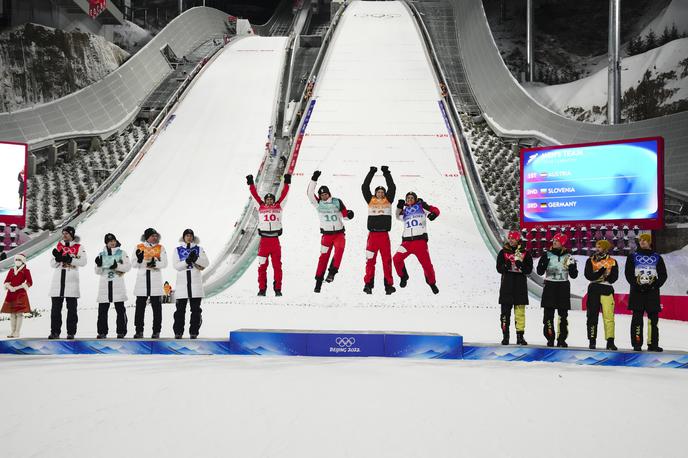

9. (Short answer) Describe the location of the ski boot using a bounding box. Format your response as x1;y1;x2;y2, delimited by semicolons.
429;284;439;294
606;338;617;351
257;289;266;297
546;340;555;347
117;334;126;339
516;332;528;346
190;335;198;340
385;285;396;295
501;332;509;346
363;283;373;294
48;333;60;340
589;339;596;350
97;334;106;339
399;268;409;288
67;335;75;340
133;332;143;339
556;339;568;348
326;267;338;283
175;334;183;339
648;344;663;352
151;333;160;339
633;346;642;352
274;290;282;297
314;277;323;293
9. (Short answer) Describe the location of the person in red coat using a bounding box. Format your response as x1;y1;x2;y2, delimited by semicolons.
2;253;33;338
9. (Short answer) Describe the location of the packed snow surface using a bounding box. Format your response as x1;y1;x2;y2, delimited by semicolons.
2;355;687;458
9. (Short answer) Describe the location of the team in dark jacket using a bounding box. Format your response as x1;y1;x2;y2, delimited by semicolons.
537;233;578;347
496;230;533;345
625;233;667;352
584;239;619;350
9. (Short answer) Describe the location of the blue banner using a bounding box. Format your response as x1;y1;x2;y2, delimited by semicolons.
308;333;385;357
385;334;462;359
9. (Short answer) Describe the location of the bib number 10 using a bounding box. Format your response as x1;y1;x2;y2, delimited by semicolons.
405;219;421;229
324;214;338;222
263;214;277;222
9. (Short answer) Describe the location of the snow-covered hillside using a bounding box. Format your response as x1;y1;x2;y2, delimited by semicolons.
639;0;688;39
0;23;128;112
525;38;688;123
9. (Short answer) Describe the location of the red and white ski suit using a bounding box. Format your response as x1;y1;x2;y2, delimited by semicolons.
307;180;351;279
250;182;289;290
393;200;440;285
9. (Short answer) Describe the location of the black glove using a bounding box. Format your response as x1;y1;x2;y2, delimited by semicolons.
186;257;194;266
311;170;321;181
397;199;405;209
284;173;291;184
246;174;254;186
62;254;72;265
52;248;63;262
540;256;550;268
637;283;649;293
187;250;198;263
95;255;103;267
135;249;144;264
147;259;157;268
427;212;438;221
381;165;389;173
110;260;118;270
369;166;378;173
347;210;354;219
515;260;524;270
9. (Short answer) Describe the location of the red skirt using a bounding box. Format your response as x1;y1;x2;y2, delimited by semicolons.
1;289;31;314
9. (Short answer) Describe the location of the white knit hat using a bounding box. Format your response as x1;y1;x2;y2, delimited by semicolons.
14;253;27;265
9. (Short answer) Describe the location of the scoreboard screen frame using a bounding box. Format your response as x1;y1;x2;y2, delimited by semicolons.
519;136;664;230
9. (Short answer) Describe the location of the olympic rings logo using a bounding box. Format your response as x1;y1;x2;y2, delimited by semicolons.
335;337;356;347
635;255;658;264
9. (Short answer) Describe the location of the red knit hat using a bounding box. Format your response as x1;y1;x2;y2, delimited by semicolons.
552;233;568;246
507;230;521;241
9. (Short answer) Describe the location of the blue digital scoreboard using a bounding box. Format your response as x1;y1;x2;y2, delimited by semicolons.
520;137;664;229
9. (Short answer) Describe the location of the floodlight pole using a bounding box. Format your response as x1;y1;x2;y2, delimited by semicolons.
179;0;183;15
526;0;533;82
608;0;621;124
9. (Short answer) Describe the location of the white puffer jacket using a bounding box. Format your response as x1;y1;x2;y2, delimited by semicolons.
173;242;209;299
49;241;87;298
94;247;132;303
133;242;168;297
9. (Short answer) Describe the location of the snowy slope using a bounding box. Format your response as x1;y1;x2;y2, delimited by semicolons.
214;1;499;315
19;36;286;309
2;354;688;458
525;37;688;121
639;0;688;39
